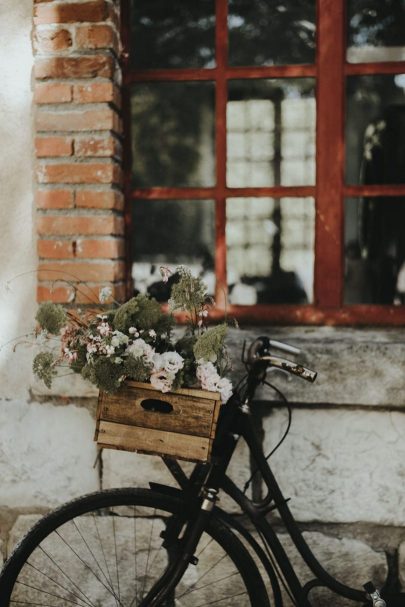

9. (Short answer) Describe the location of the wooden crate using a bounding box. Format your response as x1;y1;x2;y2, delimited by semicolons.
94;381;222;463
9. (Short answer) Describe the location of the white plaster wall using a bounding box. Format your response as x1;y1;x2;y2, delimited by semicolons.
0;0;36;400
0;1;99;519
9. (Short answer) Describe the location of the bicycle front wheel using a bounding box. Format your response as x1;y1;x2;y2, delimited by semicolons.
0;487;270;607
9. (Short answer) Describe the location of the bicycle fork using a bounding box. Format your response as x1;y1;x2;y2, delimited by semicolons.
138;488;218;607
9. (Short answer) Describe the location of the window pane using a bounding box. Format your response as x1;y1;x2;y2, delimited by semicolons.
346;74;405;185
347;0;405;63
228;0;316;66
344;197;405;304
131;199;215;300
227;80;316;187
130;0;215;69
227;197;314;304
131;83;215;187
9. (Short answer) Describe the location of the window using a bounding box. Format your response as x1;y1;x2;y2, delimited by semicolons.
122;0;405;324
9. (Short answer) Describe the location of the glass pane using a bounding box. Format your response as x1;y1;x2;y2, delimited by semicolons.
227;197;314;304
130;0;215;69
346;74;405;185
227;80;316;187
131;199;215;300
228;0;316;66
344;197;405;304
131;83;215;187
347;0;405;63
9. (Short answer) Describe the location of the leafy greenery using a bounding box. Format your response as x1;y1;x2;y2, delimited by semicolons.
113;293;174;336
81;358;124;394
193;324;228;364
36;303;66;335
33;352;57;389
124;355;153;383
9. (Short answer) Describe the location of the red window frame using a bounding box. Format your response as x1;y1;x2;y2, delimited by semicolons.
121;0;405;325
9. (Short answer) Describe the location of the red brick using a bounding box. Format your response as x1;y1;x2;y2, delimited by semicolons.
76;238;125;258
37;285;75;303
34;28;72;52
74;282;126;304
35;136;73;158
73;82;120;106
36;107;118;132
75;190;124;210
75;136;120;158
38;261;125;282
36;189;74;209
37;162;121;185
34;1;109;25
37;215;124;236
75;24;118;50
34;82;72;104
38;239;75;259
35;55;114;79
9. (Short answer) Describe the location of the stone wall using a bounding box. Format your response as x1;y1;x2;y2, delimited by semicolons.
0;1;405;605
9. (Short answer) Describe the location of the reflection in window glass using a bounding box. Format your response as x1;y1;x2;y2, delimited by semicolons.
227;80;315;187
346;74;405;185
131;83;215;187
130;0;215;69
131;200;215;301
345;197;405;304
227;198;314;305
228;0;316;66
347;0;405;63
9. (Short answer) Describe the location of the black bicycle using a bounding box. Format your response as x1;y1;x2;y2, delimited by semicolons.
0;336;403;606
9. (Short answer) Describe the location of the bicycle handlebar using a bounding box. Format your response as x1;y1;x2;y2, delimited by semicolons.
246;336;317;383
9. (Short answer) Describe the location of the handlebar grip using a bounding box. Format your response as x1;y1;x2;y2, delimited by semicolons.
264;355;317;383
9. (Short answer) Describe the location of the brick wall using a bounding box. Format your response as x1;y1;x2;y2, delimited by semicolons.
33;0;125;305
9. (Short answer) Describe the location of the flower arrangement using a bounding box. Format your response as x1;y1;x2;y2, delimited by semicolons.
33;267;233;403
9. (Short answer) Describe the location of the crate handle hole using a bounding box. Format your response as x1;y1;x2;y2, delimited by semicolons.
140;399;174;414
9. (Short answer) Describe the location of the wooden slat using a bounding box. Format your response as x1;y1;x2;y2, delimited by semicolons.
125;381;221;401
344;184;405;197
100;387;217;438
98;421;211;462
130;186;316;200
345;61;405;75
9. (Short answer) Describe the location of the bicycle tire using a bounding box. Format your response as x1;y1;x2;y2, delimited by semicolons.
0;487;271;606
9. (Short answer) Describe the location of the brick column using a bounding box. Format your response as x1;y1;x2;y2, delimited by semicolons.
33;0;125;305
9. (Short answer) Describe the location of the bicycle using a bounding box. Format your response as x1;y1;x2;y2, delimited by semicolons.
0;336;403;606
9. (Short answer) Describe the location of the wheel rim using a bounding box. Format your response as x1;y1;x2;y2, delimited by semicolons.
5;493;258;607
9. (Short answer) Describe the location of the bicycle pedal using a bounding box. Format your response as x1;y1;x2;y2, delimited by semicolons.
363;582;387;607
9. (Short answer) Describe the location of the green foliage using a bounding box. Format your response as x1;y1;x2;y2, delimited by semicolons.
193;324;228;364
70;345;87;374
33;352;57;389
36;303;66;335
81;358;123;393
124;355;153;382
113;293;174;335
169;267;207;315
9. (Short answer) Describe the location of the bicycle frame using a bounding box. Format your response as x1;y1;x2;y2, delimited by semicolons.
149;393;370;607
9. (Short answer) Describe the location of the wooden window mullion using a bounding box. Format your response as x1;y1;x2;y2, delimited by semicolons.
315;0;346;308
215;0;228;306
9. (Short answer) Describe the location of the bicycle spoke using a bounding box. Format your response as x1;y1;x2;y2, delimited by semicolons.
193;590;248;607
54;529;124;606
112;516;121;603
141;509;156;599
178;569;242;599
72;518;117;601
92;512;118;606
15;579;88;606
26;560;94;607
178;551;229;599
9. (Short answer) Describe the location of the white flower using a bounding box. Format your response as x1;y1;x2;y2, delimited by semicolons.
216;377;233;403
154;351;184;375
196;360;233;403
114;357;123;364
149;329;157;338
111;331;129;348
128;326;138;335
105;345;115;356
150;370;175;393
160;266;171;283
99;286;113;304
126;338;155;363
